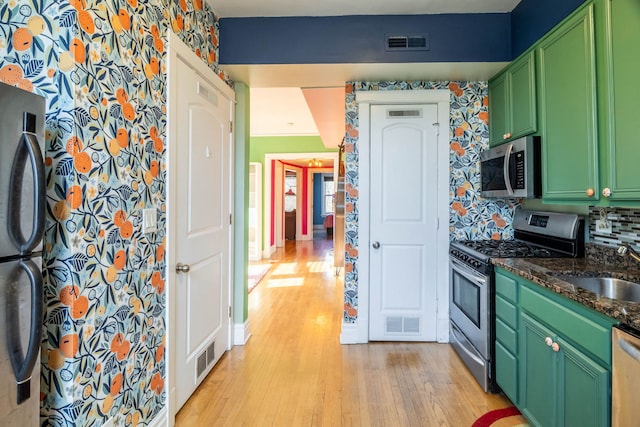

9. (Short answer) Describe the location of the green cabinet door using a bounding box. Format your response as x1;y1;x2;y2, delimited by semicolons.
599;0;640;201
539;4;599;202
558;336;609;427
509;52;537;140
520;313;557;427
489;72;509;146
489;52;536;147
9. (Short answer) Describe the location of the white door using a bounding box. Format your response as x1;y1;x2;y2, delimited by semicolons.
174;55;231;409
369;104;439;341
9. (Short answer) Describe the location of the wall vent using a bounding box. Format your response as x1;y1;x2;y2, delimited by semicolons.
196;351;207;378
386;34;430;51
388;109;422;118
206;342;216;365
385;316;421;334
196;340;217;380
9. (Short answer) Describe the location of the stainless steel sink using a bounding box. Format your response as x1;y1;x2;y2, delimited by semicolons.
554;275;640;302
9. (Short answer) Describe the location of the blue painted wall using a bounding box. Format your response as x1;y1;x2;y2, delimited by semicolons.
511;0;586;57
219;14;511;64
313;174;323;225
219;3;588;65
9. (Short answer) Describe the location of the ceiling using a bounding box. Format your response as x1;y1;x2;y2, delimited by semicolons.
227;0;522;149
211;0;521;18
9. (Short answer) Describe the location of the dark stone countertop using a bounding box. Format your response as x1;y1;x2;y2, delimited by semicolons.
491;256;640;330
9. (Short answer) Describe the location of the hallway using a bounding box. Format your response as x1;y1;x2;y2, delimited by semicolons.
175;240;512;426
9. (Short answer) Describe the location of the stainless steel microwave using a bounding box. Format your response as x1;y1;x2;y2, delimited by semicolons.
479;136;541;198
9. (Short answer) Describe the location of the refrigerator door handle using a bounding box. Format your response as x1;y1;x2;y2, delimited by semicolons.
8;123;46;254
6;259;43;404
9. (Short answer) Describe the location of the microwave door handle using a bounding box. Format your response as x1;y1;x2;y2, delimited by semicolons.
503;143;514;196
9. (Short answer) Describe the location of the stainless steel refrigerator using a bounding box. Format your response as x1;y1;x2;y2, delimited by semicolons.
0;82;46;426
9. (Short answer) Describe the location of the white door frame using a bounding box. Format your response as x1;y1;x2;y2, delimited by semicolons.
263;152;339;258
248;162;263;261
165;31;235;426
342;89;450;344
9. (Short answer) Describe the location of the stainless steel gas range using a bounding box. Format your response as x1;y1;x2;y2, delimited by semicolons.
449;208;584;392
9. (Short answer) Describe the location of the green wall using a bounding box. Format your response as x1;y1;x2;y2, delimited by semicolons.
250;135;336;164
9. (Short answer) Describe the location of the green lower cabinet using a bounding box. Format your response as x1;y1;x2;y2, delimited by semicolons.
520;313;609;427
494;267;615;427
520;313;557;427
495;340;519;405
559;336;609;427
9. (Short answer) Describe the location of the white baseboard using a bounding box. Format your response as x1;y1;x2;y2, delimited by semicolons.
148;406;169;427
340;322;362;344
234;320;251;345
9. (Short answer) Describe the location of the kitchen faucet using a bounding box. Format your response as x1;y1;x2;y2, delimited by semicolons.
617;243;640;264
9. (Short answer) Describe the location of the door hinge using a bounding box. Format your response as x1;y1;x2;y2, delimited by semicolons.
228;306;232;317
432;122;440;136
230;121;233;133
229;213;233;225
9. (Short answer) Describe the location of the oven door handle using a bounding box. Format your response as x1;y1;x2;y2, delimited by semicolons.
450;322;484;365
450;258;487;286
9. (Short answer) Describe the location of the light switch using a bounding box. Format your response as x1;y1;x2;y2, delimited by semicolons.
143;208;157;233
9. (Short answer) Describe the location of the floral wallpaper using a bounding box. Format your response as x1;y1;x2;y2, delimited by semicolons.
343;81;518;323
0;0;227;425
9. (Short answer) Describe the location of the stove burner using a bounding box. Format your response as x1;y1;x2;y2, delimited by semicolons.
459;240;562;258
449;239;573;275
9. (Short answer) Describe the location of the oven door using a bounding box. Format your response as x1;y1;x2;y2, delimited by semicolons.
449;257;489;358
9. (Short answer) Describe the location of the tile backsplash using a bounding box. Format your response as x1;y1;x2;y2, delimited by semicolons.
589;207;640;251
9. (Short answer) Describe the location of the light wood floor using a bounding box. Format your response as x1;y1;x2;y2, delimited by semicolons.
176;239;513;426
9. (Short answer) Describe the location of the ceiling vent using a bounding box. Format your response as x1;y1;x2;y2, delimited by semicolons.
386;34;430;51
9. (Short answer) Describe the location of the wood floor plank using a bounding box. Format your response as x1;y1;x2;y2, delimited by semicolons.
175;239;513;426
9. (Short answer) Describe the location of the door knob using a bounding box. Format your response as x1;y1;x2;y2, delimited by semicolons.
372;241;380;249
176;263;191;274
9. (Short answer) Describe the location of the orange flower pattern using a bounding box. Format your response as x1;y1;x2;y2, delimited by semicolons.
0;0;228;425
343;82;517;323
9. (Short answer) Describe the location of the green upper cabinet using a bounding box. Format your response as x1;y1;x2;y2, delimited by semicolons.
539;4;599;202
596;0;640;202
489;51;537;147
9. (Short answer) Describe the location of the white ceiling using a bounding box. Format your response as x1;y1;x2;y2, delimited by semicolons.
224;0;521;148
211;0;521;18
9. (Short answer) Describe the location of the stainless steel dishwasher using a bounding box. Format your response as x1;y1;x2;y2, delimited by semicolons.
612;325;640;426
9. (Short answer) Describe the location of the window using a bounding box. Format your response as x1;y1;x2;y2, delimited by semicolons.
323;175;334;215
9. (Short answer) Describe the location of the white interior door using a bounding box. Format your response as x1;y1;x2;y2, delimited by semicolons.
369;104;439;341
248;162;262;261
173;55;231;410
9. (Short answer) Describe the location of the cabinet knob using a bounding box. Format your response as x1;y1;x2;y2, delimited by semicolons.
602;188;612;198
551;342;560;352
545;337;553;346
586;188;595;197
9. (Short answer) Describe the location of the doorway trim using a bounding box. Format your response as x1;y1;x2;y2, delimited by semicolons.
166;31;236;426
341;89;450;344
263;152;339;258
